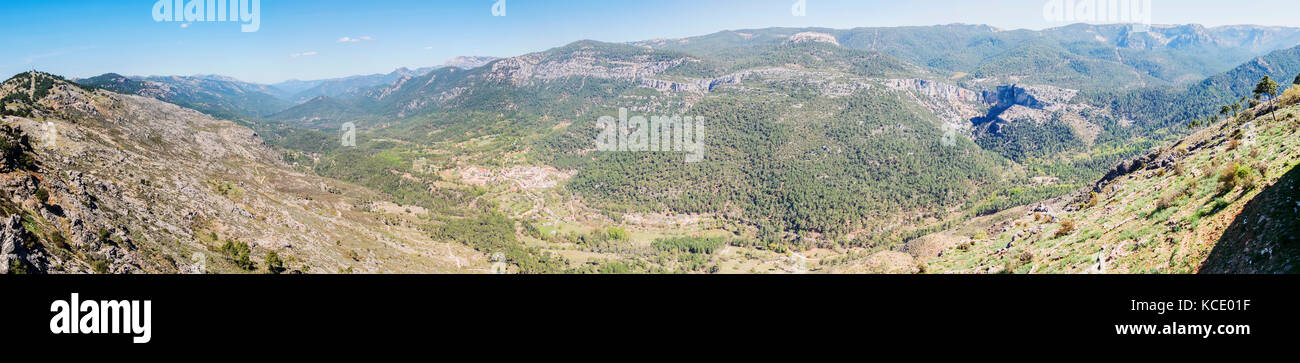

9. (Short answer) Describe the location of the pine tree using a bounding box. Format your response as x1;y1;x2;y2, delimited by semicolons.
1254;76;1280;123
1294;72;1300;86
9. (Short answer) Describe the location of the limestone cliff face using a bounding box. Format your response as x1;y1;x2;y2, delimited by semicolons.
484;48;694;87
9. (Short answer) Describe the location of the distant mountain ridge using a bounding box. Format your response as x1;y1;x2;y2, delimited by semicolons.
74;56;498;119
78;73;291;120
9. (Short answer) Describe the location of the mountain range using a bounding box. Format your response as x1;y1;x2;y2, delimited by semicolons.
4;23;1299;274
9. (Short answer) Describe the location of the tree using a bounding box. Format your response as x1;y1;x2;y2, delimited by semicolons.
1254;76;1280;123
265;251;285;274
220;240;255;271
1294;72;1300;86
1230;102;1241;117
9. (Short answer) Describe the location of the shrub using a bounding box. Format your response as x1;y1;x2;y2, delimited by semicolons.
49;231;68;250
605;226;629;241
1156;191;1178;211
1055;220;1076;238
1082;192;1099;209
265;251;285;274
220;240;255;271
1183;179;1200;198
8;259;30;274
91;258;109;274
1240;108;1256;120
1252;161;1268;179
651;236;726;254
96;229;112;246
1217;163;1255;195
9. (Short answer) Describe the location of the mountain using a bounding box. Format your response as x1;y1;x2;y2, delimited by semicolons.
442;56;500;70
0;72;486;274
268;57;499;104
11;24;1300;275
77;73;291;120
273;67;437;104
637;24;1300;89
263;38;1081;245
1083;43;1300;131
74;56;498;120
251;24;1300;274
268;95;366;127
922;85;1300;274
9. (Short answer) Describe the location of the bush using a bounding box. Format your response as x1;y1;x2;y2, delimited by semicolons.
8;259;30;274
1217;163;1255;195
651;236;727;254
1252;161;1268;179
1018;251;1035;263
265;251;285;274
605;226;629;241
90;258;109;274
1055;220;1076;238
1240;108;1256;120
220;240;255;271
1082;192;1099;209
49;231;68;250
1156;191;1178;211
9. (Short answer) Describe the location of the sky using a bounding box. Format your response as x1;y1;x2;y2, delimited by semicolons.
3;0;1299;84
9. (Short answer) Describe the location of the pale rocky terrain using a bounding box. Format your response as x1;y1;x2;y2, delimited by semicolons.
0;73;486;274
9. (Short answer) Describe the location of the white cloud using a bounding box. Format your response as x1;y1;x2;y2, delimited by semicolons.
337;36;374;43
424;46;434;50
290;51;318;58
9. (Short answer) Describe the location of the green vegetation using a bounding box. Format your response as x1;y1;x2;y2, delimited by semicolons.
220;240;256;271
429;213;566;273
0;125;37;172
90;258;109;274
1216;162;1257;195
651;236;727;254
265;251;285;274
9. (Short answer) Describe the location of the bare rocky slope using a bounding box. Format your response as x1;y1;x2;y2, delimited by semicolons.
0;72;485;274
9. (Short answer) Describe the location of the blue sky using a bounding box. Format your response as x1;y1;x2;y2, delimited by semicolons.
3;0;1299;84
